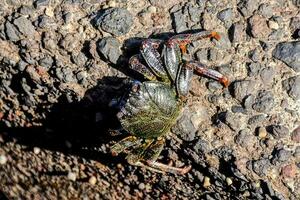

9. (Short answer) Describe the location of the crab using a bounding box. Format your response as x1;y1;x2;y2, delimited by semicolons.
110;30;229;175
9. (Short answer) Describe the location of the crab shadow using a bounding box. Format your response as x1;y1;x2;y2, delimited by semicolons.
1;76;134;166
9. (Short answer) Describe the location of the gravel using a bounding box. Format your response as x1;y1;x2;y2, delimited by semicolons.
0;1;299;199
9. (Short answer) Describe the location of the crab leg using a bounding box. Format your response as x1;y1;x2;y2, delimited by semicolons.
133;138;192;175
140;39;168;80
164;31;221;81
129;54;156;80
111;136;142;156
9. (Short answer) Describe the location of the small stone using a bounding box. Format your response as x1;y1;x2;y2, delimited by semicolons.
34;0;49;8
273;41;300;72
229;22;245;43
107;0;116;7
281;164;296;178
282;76;300;100
13;16;36;38
248;49;261;62
252;90;274;113
226;177;233;185
224;111;246;131
193;139;211;154
258;3;274;18
247;62;261;77
268;125;289;139
33;147;41;154
97;8;133;36
290;17;300;33
248;114;266;125
67;172;77;181
203;176;211;188
248;14;271;38
238;0;259;17
5;21;20;41
233;80;256;102
257;127;267;138
217;8;232;28
172;9;188;33
89;176;97;185
260;67;275;85
291;126;300;142
268;20;279;30
235;129;256;151
252;158;271;176
272;148;292;166
138;183;145;190
97;37;122;64
172;111;196;142
0;155;8;165
292;0;300;7
148;6;157;13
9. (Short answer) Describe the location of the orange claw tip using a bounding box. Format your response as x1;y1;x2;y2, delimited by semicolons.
111;151;118;156
211;31;221;41
219;77;229;87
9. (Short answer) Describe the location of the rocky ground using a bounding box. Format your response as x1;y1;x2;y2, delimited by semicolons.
0;0;299;199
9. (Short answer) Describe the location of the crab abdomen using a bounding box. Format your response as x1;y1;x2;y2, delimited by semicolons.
119;81;180;139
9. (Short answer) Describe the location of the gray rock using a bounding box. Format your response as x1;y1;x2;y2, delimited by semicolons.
38;56;53;69
229;22;245;43
248;114;266;125
282;76;300;100
5;21;20;41
248;14;271;38
290;17;300;33
268;125;289;139
235;129;256;149
97;37;122;64
258;3;274;18
172;9;188;33
172;111;196;142
193;139;211;154
233;80;256;102
55;67;75;83
273;41;300;72
247;62;262;77
248;48;261;62
187;3;203;23
98;8;133;36
237;0;259;17
224;111;245;131
217;8;232;28
252;90;274;113
252;158;271;176
13;16;36;38
260;67;275;85
272;148;292;166
34;0;49;8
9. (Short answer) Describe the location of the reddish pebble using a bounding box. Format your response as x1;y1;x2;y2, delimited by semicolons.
281;164;296;178
291;126;300;143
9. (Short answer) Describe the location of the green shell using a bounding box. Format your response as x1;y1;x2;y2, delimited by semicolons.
119;81;181;139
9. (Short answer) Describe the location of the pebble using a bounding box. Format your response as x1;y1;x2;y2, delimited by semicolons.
172;111;196;142
97;37;122;64
193;139;211;154
281;164;296;178
172;9;188;33
252;158;271;176
252;90;274;113
273;41;300;72
229;22;245;43
148;6;157;13
5;21;20;41
247;62;261;77
291;126;300;142
257;127;267;138
237;0;259;17
0;155;8;165
290;16;300;33
97;8;133;36
268;20;279;30
226;177;233;186
235;129;256;150
67;172;77;181
248;15;271;38
224;111;246;131
217;8;233;28
33;147;41;155
260;67;275;85
272;148;292;166
268;125;289;139
13;16;36;38
292;0;300;7
258;3;274;18
232;80;256;102
34;0;49;9
282;76;300;100
88;176;97;185
203;176;211;188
